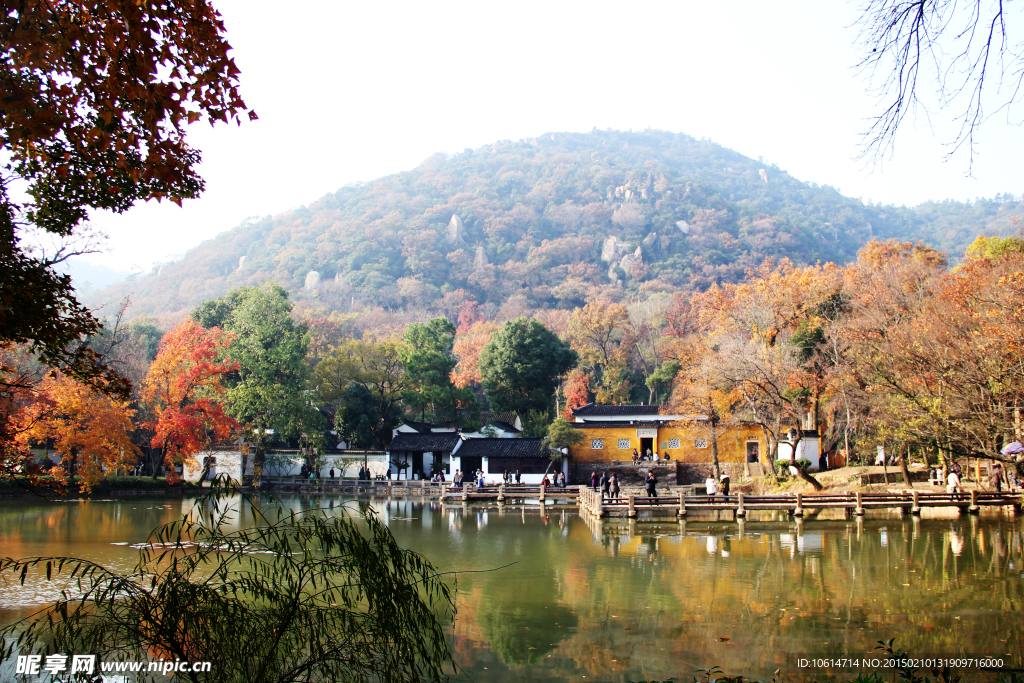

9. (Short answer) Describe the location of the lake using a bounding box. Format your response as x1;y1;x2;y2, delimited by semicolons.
1;494;1021;682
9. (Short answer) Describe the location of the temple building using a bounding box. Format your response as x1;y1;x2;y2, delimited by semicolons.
565;403;824;481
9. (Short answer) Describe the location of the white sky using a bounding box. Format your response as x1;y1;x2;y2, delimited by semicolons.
84;0;1024;271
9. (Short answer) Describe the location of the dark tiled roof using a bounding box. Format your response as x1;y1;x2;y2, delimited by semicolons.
401;420;434;433
456;438;553;459
481;410;519;427
571;403;663;416
387;432;461;453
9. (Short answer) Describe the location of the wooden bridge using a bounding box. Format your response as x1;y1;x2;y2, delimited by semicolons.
440;484;579;503
577;487;1023;519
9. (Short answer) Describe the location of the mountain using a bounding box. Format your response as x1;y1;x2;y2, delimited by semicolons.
59;257;132;294
93;129;1023;325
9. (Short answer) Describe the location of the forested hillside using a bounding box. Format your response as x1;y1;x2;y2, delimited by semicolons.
96;129;1022;325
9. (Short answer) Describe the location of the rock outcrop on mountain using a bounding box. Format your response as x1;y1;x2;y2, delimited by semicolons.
447;214;469;247
89;129;1024;322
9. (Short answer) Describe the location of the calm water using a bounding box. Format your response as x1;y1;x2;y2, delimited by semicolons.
1;495;1022;682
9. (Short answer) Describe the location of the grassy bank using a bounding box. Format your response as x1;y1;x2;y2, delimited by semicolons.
0;475;203;496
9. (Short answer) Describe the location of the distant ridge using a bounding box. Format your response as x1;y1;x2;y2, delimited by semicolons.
91;129;1023;324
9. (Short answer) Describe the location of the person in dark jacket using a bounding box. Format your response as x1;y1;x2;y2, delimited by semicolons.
600;472;610;501
720;473;731;500
645;472;658;498
609;473;620;502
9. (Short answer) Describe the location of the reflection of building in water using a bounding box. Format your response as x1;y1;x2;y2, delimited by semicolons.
950;531;965;555
779;531;823;555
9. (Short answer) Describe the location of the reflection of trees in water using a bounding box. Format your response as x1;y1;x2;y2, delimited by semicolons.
476;568;578;666
572;517;1024;676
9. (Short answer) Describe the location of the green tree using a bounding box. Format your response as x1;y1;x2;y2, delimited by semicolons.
195;283;322;484
542;415;584;477
479;317;578;416
1;486;454;683
335;383;395;449
400;318;476;424
545;416;585;450
964;235;1024;260
314;337;406;448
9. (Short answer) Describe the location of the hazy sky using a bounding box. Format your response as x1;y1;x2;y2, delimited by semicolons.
83;0;1024;271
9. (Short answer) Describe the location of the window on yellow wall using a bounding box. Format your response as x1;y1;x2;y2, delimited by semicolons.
617;439;630;449
668;438;680;449
591;439;604;449
695;439;708;449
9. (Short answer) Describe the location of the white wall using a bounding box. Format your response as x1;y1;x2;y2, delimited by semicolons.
776;437;822;470
451;455;568;485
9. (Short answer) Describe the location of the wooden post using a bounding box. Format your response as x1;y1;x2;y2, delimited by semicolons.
497;484;505;502
968;488;980;514
793;492;804;517
736;493;746;518
539;485;545;503
627;494;636;518
855;491;865;516
677;490;687;518
911;490;921;515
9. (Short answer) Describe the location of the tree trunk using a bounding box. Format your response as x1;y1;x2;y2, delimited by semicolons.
939;443;948;483
252;440;266;488
66;447;78;488
709;415;721;481
763;431;780;485
789;434;824;491
197;456;213;484
899;444;913;488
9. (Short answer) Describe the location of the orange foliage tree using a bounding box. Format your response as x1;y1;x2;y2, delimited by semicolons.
452;321;500;389
142;320;238;482
567;302;634;403
561;370;591;419
20;374;140;491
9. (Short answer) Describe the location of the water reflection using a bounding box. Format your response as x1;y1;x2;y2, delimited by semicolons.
1;496;1022;682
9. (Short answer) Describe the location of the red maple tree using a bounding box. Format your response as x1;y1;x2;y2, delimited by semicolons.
142;320;239;482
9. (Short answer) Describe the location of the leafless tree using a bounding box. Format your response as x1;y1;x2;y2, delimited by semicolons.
856;0;1024;167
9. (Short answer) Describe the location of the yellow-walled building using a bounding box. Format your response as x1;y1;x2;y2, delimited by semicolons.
566;404;766;470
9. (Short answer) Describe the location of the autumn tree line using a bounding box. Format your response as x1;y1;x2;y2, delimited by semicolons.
2;234;1023;491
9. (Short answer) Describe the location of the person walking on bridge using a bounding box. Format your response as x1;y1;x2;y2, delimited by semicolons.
590;471;598;490
990;462;1003;492
600;471;611;501
705;476;718;500
610;473;620;502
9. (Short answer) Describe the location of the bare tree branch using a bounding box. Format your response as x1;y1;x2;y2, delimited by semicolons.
856;0;1024;169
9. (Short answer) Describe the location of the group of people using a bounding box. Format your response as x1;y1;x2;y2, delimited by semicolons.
592;471;659;500
944;460;1019;495
631;449;670;465
704;473;731;499
537;471;566;487
501;470;523;484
